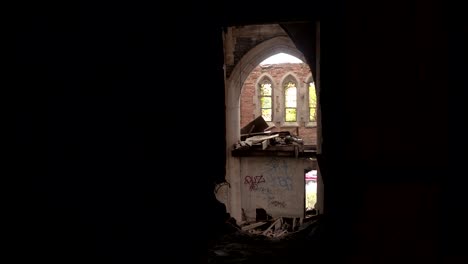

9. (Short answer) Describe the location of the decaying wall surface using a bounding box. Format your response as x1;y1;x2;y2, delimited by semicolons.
240;157;314;220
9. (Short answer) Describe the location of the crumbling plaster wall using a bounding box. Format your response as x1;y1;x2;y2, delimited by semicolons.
240;157;315;221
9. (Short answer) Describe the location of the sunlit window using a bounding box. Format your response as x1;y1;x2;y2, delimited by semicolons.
309;82;317;122
259;82;272;121
284;81;297;122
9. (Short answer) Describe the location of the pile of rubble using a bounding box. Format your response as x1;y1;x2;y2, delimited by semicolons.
234;131;303;151
207;215;322;264
232;116;313;157
241;217;302;238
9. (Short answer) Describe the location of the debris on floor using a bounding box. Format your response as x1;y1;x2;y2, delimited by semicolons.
232;116;318;158
208;215;323;264
238;215;315;239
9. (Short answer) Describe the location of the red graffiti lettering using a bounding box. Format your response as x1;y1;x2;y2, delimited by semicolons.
244;175;265;191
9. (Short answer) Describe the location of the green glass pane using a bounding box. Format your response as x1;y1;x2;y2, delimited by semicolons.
285;108;296;122
262;109;272;121
309;83;316;107
285;87;297;107
260;83;272;96
260;97;272;108
310;107;316;122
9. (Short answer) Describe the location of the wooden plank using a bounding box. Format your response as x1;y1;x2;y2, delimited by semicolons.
245;134;279;145
275;230;288;237
262;217;282;235
240;116;269;134
241;221;267;231
262;139;269;150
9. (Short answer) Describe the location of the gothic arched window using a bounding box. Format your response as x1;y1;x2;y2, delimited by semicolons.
259;78;273;122
309;81;317;122
284;80;297;122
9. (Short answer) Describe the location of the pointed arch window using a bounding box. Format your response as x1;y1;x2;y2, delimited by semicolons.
259;79;273;122
309;81;317;122
284;81;297;122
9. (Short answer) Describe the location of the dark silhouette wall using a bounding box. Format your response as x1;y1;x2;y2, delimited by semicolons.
13;1;467;263
14;2;226;263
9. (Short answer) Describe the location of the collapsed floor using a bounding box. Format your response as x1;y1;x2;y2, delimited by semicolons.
207;215;325;264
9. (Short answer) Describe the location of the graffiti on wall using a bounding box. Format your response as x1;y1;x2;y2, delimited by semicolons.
256;186;275;203
270;200;286;208
260;157;294;191
242;157;305;217
276;176;293;190
244;175;265;191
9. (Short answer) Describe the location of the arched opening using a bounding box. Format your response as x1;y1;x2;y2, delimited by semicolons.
223;24;322;226
239;52;321;218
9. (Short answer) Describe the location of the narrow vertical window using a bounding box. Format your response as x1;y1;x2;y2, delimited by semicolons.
259;82;272;122
309;82;317;122
284;81;297;122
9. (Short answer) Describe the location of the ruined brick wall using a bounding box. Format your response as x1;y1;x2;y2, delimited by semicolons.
240;62;317;145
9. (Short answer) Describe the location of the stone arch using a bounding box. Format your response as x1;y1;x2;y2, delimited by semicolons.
279;72;301;89
224;35;309;222
306;72;314;84
227;36;306;103
255;73;275;93
226;36;306;139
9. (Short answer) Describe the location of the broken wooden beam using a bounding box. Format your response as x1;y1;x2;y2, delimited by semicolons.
241;221;268;231
262;217;283;235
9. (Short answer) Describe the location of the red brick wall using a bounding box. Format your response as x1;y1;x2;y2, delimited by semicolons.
240;63;317;145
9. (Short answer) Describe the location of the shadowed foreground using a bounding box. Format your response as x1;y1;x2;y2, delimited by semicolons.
208;217;325;264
